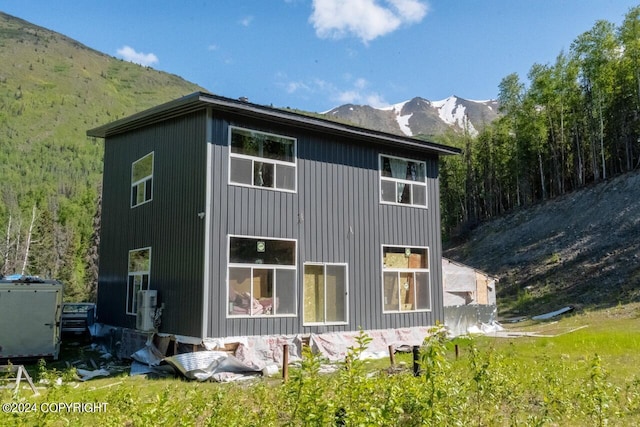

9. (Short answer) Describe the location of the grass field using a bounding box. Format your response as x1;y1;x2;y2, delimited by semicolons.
1;304;639;426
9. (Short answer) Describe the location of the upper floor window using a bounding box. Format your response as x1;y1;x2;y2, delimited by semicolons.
229;127;296;192
131;152;153;207
379;154;427;207
127;247;151;315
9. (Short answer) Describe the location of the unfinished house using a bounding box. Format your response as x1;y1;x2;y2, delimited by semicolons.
442;258;497;306
442;258;498;335
87;92;460;342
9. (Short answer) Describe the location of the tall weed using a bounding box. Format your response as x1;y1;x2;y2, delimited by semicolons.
579;354;619;426
281;344;333;426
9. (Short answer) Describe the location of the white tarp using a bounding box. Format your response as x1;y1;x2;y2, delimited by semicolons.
164;351;262;382
203;334;304;369
444;304;498;337
309;327;431;362
115;326;441;381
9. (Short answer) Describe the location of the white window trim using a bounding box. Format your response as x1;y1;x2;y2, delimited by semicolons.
126;246;152;316
381;244;431;314
226;234;297;319
131;151;154;208
378;153;428;209
303;262;349;326
228;126;297;193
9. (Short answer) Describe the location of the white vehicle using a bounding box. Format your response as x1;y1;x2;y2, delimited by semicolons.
0;276;63;360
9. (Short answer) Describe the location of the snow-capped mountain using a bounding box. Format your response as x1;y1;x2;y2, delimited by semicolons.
324;96;499;138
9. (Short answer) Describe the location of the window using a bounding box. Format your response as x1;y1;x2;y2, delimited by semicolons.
303;263;348;325
131;152;154;207
229;127;296;191
127;247;151;315
228;236;296;317
382;246;430;312
379;154;427;207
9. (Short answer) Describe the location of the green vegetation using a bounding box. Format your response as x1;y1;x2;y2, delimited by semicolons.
438;6;640;240
1;307;639;426
0;12;203;299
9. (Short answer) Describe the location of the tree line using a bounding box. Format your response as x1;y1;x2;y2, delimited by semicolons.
438;6;640;239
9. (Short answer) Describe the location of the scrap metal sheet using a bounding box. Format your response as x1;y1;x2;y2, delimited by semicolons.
164;351;261;381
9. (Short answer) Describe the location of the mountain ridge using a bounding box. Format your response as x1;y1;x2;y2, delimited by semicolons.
324;95;499;137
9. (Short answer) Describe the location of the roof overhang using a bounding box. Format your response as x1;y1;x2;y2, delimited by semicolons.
87;92;461;156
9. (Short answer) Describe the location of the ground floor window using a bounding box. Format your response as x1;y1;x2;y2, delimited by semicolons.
303;263;348;325
382;246;430;312
228;236;296;317
127;247;151;315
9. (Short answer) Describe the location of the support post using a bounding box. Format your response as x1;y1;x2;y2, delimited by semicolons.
388;344;396;367
282;344;289;382
412;345;420;377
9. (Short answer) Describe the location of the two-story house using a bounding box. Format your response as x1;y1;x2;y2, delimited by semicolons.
87;92;460;340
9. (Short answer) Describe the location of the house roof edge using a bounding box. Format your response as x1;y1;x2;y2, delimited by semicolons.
87;91;461;156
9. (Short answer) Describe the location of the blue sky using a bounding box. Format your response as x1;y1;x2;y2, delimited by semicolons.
1;0;639;112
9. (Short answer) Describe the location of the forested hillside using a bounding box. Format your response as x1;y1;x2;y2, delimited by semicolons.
0;12;204;300
437;6;640;238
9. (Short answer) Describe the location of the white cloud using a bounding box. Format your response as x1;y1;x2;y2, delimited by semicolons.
286;81;311;94
208;44;219;51
336;90;360;104
365;93;388;108
239;16;254;27
336;88;387;108
388;0;429;23
116;46;159;67
279;74;387;110
310;0;428;43
354;78;368;90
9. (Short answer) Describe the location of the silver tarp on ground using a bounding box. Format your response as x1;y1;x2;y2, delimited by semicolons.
444;304;498;336
164;351;262;382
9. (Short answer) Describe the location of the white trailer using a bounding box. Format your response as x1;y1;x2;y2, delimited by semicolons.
0;277;63;360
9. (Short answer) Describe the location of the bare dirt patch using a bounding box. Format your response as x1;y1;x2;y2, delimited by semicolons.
445;171;640;317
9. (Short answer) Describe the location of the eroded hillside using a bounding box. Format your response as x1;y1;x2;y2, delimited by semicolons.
444;170;640;316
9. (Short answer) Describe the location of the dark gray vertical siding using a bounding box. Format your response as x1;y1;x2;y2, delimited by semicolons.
206;116;298;338
204;115;445;338
377;154;443;329
98;112;207;336
297;143;442;333
429;162;445;324
98;140;131;328
209;140;227;339
99;105;446;340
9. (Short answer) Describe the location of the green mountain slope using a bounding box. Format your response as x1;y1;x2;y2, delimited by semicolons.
0;12;205;299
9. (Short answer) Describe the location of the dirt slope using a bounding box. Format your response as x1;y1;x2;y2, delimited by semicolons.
444;170;640;317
